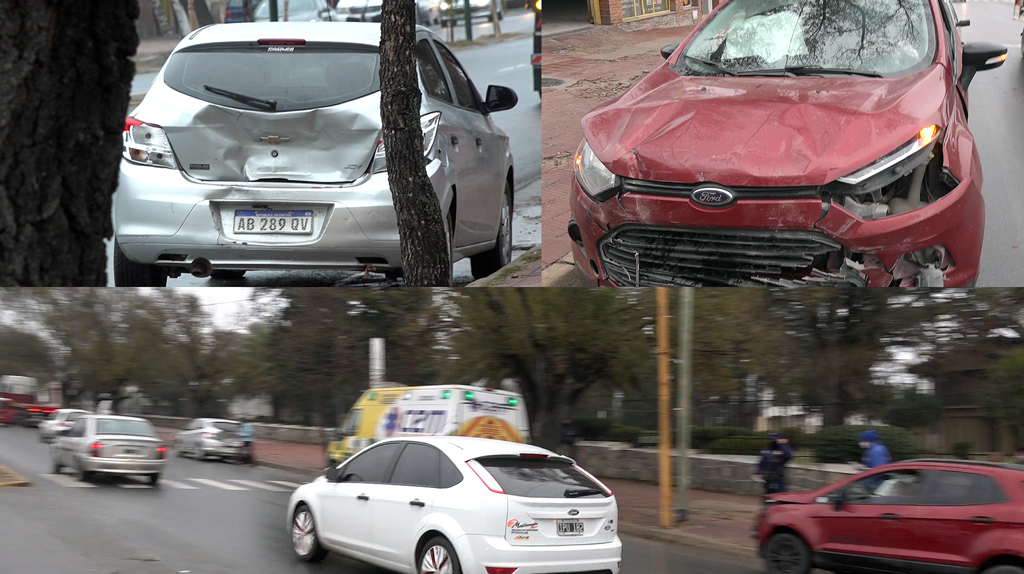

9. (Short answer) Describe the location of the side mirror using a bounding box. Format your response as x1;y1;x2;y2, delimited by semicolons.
326;466;340;482
960;42;1007;90
485;85;518;113
955;19;969;27
830;490;845;511
661;43;680;60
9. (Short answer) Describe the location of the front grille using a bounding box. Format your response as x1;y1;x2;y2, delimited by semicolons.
621;178;821;200
598;225;862;287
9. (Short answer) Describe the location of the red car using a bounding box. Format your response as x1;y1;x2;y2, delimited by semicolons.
0;398;13;425
757;460;1024;574
568;0;1007;287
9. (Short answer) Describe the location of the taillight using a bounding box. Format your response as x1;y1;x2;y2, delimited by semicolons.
123;117;176;169
156;445;167;459
573;463;613;496
486;568;518;574
90;441;104;457
28;408;40;412
466;460;505;494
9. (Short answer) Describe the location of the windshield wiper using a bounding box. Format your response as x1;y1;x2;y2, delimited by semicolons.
564;488;605;498
738;66;883;78
683;55;737;76
203;84;278;111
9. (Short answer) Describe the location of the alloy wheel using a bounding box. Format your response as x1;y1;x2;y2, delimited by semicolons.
292;509;315;556
499;191;512;265
420;544;453;574
767;538;804;574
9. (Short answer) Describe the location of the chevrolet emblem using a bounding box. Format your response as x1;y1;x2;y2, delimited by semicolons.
260;136;290;144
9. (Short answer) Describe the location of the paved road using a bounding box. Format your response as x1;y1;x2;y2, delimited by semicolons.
957;1;1024;285
421;7;535;43
0;424;771;574
114;34;539;287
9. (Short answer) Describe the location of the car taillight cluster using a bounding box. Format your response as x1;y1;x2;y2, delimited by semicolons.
156;445;167;460
89;441;104;457
123;117;177;169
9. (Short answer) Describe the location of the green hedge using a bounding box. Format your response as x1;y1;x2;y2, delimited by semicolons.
691;427;749;449
708;434;772;456
809;426;920;464
572;417;614;441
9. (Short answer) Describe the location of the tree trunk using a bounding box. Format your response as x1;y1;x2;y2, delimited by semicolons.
0;1;138;286
380;0;451;286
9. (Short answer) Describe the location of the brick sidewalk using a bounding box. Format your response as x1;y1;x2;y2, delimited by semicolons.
541;24;698;269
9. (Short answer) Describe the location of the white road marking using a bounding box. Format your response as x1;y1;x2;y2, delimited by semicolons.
267;480;302;489
189;478;248;491
41;474;98;488
160;479;198;490
228;479;288;491
117;483;153;489
498;64;529;72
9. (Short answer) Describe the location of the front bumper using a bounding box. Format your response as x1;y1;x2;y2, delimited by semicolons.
568;172;984;288
80;456;166;475
114;158;450;273
455;534;621;574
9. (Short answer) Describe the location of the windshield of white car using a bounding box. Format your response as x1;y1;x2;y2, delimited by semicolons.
477;457;610;498
674;0;936;77
164;43;380;112
95;419;157;438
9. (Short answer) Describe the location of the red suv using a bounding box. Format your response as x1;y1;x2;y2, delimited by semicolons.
757;460;1024;574
568;0;1007;288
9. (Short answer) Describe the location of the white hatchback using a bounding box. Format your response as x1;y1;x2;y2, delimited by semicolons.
287;436;621;574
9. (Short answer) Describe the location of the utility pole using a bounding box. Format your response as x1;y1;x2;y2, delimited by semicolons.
676;287;694;522
656;287;672;528
463;0;472;42
270;0;278;21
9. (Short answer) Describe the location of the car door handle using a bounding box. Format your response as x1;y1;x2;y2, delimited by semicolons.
971;516;995;524
451;135;459;146
409;499;425;507
878;513;901;520
357;494;369;501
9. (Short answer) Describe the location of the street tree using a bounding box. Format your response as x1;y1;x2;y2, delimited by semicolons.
0;2;138;285
380;0;451;286
0;325;56;381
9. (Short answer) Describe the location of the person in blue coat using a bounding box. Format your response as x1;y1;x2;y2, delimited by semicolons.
859;429;892;470
753;432;795;495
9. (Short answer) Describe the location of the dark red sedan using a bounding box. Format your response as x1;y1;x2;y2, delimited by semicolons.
757;460;1024;574
568;0;1007;287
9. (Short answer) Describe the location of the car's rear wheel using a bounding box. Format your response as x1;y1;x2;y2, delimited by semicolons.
418;536;461;574
292;504;328;562
51;450;62;474
210;270;246;280
114;239;168;287
983;566;1024;574
764;533;811;574
470;182;512;279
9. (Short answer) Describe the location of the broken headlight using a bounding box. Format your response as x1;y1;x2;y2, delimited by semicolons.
831;125;940;196
575;139;620;202
371;111;443;174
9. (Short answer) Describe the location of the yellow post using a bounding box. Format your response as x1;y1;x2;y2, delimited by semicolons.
656;287;672;528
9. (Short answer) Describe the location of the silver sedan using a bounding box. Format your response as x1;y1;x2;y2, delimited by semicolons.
51;415;167;485
38;408;90;443
175;418;243;460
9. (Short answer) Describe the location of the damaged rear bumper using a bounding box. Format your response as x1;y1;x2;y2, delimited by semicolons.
567;173;983;287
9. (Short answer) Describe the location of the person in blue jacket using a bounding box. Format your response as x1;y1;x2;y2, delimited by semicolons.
753;432;795;495
858;429;891;470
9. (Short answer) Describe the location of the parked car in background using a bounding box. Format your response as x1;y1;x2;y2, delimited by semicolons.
569;0;1007;288
439;0;502;26
757;459;1024;574
334;0;381;21
224;0;252;22
0;398;14;426
254;0;336;21
115;23;517;286
51;415;167;485
175;418;243;460
289;437;621;574
38;409;91;443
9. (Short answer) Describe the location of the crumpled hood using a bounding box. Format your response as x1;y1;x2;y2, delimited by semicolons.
581;63;948;187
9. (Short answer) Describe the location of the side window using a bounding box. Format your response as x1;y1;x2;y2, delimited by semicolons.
922;471;1007;505
439;454;464;488
341;443;403;484
844;470;924;505
68;418;86;438
389;443;441;487
416;40;452;104
433;41;480;111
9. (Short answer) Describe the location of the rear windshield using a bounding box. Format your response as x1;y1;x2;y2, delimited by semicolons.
96;419;157;438
478;457;609;498
163;43;380;112
213;422;241;433
66;412;85;422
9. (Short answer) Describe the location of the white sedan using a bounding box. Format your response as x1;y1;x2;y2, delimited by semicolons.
287;436;621;574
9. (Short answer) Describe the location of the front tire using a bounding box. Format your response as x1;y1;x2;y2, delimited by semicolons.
470;181;513;279
292;504;328;562
114;239;168;287
764;533;811;574
982;567;1024;574
75;460;93;483
418;536;462;574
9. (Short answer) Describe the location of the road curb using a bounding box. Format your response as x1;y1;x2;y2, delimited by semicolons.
468;245;541;287
0;463;31;487
540;252;580;286
617;521;757;560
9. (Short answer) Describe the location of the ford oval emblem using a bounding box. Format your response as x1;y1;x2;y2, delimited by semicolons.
691;186;736;208
568;509;580;516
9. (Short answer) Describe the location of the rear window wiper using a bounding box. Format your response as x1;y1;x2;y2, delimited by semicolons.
683;55;737;76
738;66;883;78
203;84;278;111
564;488;605;498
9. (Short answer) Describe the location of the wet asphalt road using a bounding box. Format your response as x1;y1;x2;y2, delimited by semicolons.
0;424;767;574
957;0;1024;285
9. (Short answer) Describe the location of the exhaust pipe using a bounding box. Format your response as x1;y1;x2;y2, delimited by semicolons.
189;258;213;278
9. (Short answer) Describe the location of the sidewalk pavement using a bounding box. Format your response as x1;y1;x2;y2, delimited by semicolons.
154;426;760;555
540;23;698;285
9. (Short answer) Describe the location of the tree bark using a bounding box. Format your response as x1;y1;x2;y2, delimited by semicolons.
380;0;451;286
0;1;138;285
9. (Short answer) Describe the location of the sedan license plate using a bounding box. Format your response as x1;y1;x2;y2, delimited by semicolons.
233;210;313;235
124;448;138;455
556;519;584;536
